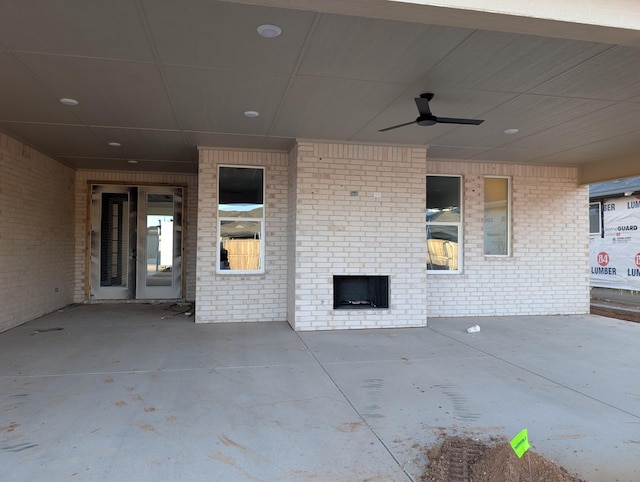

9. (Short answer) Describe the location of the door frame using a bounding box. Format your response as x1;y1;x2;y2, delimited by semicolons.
136;186;183;300
88;185;137;300
84;180;188;301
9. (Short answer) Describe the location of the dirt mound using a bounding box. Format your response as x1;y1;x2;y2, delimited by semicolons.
421;436;585;482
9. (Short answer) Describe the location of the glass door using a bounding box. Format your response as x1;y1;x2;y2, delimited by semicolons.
90;186;137;300
89;185;183;301
136;187;183;299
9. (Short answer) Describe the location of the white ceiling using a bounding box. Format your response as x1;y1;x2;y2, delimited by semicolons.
0;0;639;177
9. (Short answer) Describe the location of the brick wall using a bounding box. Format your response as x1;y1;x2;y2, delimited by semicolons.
1;128;590;333
286;146;298;328
291;142;428;330
196;148;289;323
73;170;198;302
426;160;590;316
195;144;589;328
0;132;75;332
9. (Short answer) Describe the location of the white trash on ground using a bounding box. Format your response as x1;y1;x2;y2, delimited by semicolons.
467;324;481;333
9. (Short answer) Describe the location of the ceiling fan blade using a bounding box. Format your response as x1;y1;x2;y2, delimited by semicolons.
435;117;484;125
378;120;417;132
380;93;483;131
414;96;432;116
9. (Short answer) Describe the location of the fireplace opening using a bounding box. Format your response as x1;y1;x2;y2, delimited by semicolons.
333;276;389;309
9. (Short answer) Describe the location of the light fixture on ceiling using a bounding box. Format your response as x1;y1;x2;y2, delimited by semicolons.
244;110;260;118
257;24;282;38
59;98;79;106
504;128;519;135
624;191;634;196
127;160;138;164
108;142;121;147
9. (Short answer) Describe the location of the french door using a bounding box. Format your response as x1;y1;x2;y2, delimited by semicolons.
90;185;183;300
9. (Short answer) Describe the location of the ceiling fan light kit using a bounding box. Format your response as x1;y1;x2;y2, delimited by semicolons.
379;93;484;132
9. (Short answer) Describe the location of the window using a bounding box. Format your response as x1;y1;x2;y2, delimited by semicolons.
426;175;462;272
589;201;602;236
218;166;264;273
484;177;510;256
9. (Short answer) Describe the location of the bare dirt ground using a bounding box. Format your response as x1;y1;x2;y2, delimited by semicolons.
590;304;640;323
421;436;584;482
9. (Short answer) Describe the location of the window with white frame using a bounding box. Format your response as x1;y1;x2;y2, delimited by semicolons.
484;176;511;256
218;166;265;273
589;201;602;237
426;175;462;272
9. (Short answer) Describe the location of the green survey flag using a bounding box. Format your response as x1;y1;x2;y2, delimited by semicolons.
510;428;531;458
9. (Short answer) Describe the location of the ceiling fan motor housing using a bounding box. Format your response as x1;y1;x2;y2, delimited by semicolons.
416;115;437;126
378;92;483;131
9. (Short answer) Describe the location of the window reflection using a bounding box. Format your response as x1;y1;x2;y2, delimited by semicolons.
426;175;460;222
218;166;265;272
427;226;459;270
220;220;262;270
146;194;174;287
426;175;462;272
484;177;509;256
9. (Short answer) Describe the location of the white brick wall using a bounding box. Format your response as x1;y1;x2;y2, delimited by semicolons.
196;148;289;323
426;160;590;316
197;143;589;329
291;142;428;330
0;123;590;333
73;171;198;302
286;146;298;328
0;132;75;332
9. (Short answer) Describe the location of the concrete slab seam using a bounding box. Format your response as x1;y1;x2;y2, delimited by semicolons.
293;330;415;482
426;326;640;421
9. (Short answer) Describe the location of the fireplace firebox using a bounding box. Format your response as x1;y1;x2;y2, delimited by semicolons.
333;276;389;309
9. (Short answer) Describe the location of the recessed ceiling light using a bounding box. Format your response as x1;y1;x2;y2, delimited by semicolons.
504;128;519;135
244;110;260;118
257;24;282;38
59;98;79;106
127;160;138;164
108;142;121;147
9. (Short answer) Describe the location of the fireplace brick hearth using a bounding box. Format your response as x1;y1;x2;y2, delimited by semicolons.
288;141;428;330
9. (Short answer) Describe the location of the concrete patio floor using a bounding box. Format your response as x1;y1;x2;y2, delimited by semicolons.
1;303;639;482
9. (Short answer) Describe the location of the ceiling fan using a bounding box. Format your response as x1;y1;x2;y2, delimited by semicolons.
379;93;484;132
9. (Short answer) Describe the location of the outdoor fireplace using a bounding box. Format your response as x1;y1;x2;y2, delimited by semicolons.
333;276;389;309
